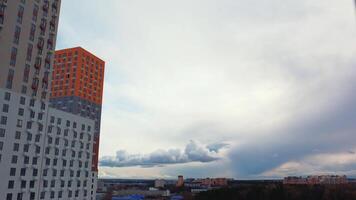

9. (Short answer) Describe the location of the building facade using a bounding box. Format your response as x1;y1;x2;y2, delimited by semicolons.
0;0;99;199
49;46;105;185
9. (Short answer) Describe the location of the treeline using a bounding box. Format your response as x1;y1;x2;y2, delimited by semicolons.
195;184;356;200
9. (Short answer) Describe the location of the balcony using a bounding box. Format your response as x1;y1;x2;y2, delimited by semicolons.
52;2;58;12
40;21;46;31
45;55;51;65
50;18;56;31
37;38;44;50
34;58;42;69
47;38;53;49
42;1;49;12
32;80;39;90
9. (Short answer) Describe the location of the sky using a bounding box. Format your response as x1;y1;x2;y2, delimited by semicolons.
56;0;356;179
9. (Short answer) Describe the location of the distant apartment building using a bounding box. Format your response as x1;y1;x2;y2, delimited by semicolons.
0;0;99;200
50;46;105;192
176;175;184;187
154;179;166;188
185;178;228;188
283;175;348;185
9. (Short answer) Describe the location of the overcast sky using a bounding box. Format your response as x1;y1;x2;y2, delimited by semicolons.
57;0;356;179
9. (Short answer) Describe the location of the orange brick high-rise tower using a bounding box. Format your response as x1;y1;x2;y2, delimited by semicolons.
50;47;105;177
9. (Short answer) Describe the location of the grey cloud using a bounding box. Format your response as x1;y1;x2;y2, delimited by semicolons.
100;141;222;167
206;142;229;153
229;75;356;177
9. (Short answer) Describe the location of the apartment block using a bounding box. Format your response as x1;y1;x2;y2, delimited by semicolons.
0;0;98;199
50;47;105;174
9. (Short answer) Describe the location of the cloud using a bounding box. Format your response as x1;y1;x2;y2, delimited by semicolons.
206;142;229;153
100;141;225;167
263;149;356;178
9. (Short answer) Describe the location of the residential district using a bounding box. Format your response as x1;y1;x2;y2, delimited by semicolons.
96;175;354;200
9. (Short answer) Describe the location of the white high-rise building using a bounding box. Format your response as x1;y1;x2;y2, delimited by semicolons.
0;0;98;199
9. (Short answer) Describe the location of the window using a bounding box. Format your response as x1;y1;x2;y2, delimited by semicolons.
30;110;35;118
20;168;26;176
41;102;46;110
1;116;7;125
23;144;29;152
0;141;3;151
30;192;35;200
47;126;52;133
16;119;22;127
50;180;55;188
8;180;14;189
6;193;12;200
2;104;9;113
29;24;36;41
6;69;14;89
40;192;45;199
35;146;40;153
33;169;38;176
18;108;24;116
24;156;29;164
35;135;40;143
26;43;33;61
15;131;21;139
29;180;35;188
13;143;19;152
13;26;21;44
45;158;50;166
0;128;5;137
21;85;27;94
10;168;16;176
21;180;26;188
23;65;30;83
4;92;11;101
27;133;32;141
43;169;48;177
17;193;22;200
10;47;17;66
38;113;43;120
20;97;25;105
32;157;37;165
38;124;43;132
26;121;32;129
11;155;18;164
17;5;24;23
32;4;39;22
30;99;35;107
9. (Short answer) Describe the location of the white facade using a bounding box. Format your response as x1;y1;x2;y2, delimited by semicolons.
39;108;96;200
0;89;96;200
